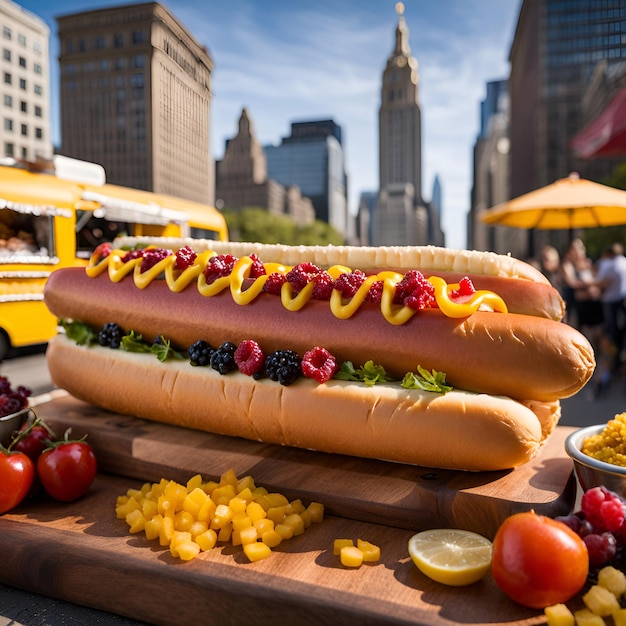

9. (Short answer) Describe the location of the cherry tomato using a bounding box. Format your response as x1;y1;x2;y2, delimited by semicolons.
12;419;55;461
0;449;35;514
37;439;97;502
491;511;589;609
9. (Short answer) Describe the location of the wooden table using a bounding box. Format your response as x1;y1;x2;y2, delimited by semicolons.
0;394;579;625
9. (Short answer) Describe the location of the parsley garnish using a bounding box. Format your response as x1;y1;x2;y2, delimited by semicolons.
335;360;394;387
60;319;97;345
401;366;453;394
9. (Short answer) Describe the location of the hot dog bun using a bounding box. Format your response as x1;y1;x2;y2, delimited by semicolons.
46;334;544;471
44;267;593;402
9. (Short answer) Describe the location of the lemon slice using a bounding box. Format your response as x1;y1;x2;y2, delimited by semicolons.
408;529;493;586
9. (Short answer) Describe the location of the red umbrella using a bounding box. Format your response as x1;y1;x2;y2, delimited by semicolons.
571;86;626;159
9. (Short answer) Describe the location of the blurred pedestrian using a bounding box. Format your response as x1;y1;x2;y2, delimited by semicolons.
560;238;604;341
596;242;626;373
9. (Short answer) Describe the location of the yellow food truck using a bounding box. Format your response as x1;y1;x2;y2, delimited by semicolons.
0;159;228;359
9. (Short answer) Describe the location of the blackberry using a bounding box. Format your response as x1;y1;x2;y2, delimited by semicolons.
210;342;238;375
187;340;214;366
98;322;124;349
263;349;301;386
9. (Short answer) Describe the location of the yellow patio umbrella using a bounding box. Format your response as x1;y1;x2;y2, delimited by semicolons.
479;172;626;230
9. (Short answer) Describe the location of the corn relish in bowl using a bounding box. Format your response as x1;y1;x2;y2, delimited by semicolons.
565;415;626;497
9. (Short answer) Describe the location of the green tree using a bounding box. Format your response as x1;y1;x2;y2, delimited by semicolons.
221;207;345;246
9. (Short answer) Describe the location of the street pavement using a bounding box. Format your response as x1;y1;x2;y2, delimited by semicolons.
1;347;625;625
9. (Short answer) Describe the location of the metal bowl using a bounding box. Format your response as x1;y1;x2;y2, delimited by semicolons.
565;424;626;497
0;407;32;447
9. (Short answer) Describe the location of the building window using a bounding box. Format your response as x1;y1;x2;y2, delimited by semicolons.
114;57;126;70
2;27;11;40
35;127;42;139
33;63;41;75
132;31;144;44
34;84;42;95
20;101;26;112
3;95;12;107
20;123;27;136
34;105;42;117
79;39;85;52
100;59;109;71
18;56;26;68
17;34;26;47
3;49;10;62
66;40;73;54
4;118;12;131
20;147;27;158
114;33;123;47
132;55;144;68
19;78;26;90
4;142;14;156
3;72;10;84
96;36;105;49
33;41;41;54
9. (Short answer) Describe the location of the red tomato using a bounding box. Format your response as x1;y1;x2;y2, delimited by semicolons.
0;449;35;514
491;511;589;609
13;423;53;461
37;440;97;502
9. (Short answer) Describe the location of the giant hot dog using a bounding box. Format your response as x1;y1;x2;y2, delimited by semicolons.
42;238;595;471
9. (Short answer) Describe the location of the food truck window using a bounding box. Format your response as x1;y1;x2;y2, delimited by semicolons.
0;208;53;261
75;211;132;258
190;226;219;240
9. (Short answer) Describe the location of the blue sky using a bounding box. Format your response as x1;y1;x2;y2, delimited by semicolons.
16;0;521;249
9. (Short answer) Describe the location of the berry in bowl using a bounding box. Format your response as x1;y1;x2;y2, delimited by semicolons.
0;376;32;447
565;415;626;498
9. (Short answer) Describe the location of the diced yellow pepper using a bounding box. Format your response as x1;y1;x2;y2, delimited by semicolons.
144;515;162;541
265;493;289;508
126;509;146;534
306;502;324;524
286;499;305;515
239;526;258;546
236;476;256;493
142;499;158;520
246;501;266;523
236;487;254;503
357;539;381;563
211;503;234;529
231;515;253;533
333;539;354;556
188;520;209;539
261;529;282;548
340;546;364;568
219;468;239;488
254;518;274;535
275;523;294;540
217;524;232;543
176;541;201;561
195;529;218;552
196;498;216;522
229;497;248;515
212;484;237;506
283;513;305;536
266;506;287;525
159;515;175;547
243;541;272;562
186;474;203;492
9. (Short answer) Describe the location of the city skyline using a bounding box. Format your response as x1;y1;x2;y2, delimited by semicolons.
16;0;521;249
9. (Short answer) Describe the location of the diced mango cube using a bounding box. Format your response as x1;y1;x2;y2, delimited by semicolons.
174;510;195;532
196;498;216;522
266;506;287;525
144;515;162;541
598;565;626;598
573;609;605;626
306;502;324;524
211;484;237;506
237;476;256;493
286;499;306;515
544;604;574;626
246;502;266;523
613;608;626;626
142;499;158;520
243;541;272;562
188;520;209;539
254;518;274;535
229;497;248;515
239;526;258;546
126;509;146;534
211;503;234;529
159;515;175;546
232;515;253;533
219;468;239;487
266;492;289;508
340;546;364;568
275;523;294;540
583;585;621;617
217;524;232;543
186;474;203;492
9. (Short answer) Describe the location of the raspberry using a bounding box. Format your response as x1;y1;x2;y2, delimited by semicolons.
210;342;238;375
263;350;301;386
394;270;436;310
203;254;238;284
0;376;31;417
301;347;338;383
140;248;173;272
451;276;477;299
285;263;323;294
248;253;266;278
366;280;383;303
174;245;197;270
121;249;145;263
312;271;334;300
334;270;367;298
581;486;626;532
234;340;265;376
264;273;287;295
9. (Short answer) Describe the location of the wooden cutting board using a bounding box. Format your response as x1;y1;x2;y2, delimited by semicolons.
33;393;577;539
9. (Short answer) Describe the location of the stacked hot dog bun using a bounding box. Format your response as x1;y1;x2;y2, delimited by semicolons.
43;237;595;471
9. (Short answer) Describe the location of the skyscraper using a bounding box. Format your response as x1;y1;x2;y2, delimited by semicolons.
264;119;348;239
0;0;52;161
372;2;443;247
56;2;215;204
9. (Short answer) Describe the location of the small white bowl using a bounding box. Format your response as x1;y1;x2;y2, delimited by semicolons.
565;424;626;497
0;407;32;447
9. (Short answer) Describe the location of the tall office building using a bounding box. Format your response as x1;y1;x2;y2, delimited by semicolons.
264;119;348;239
508;0;626;255
57;2;215;204
372;3;443;247
0;0;52;161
